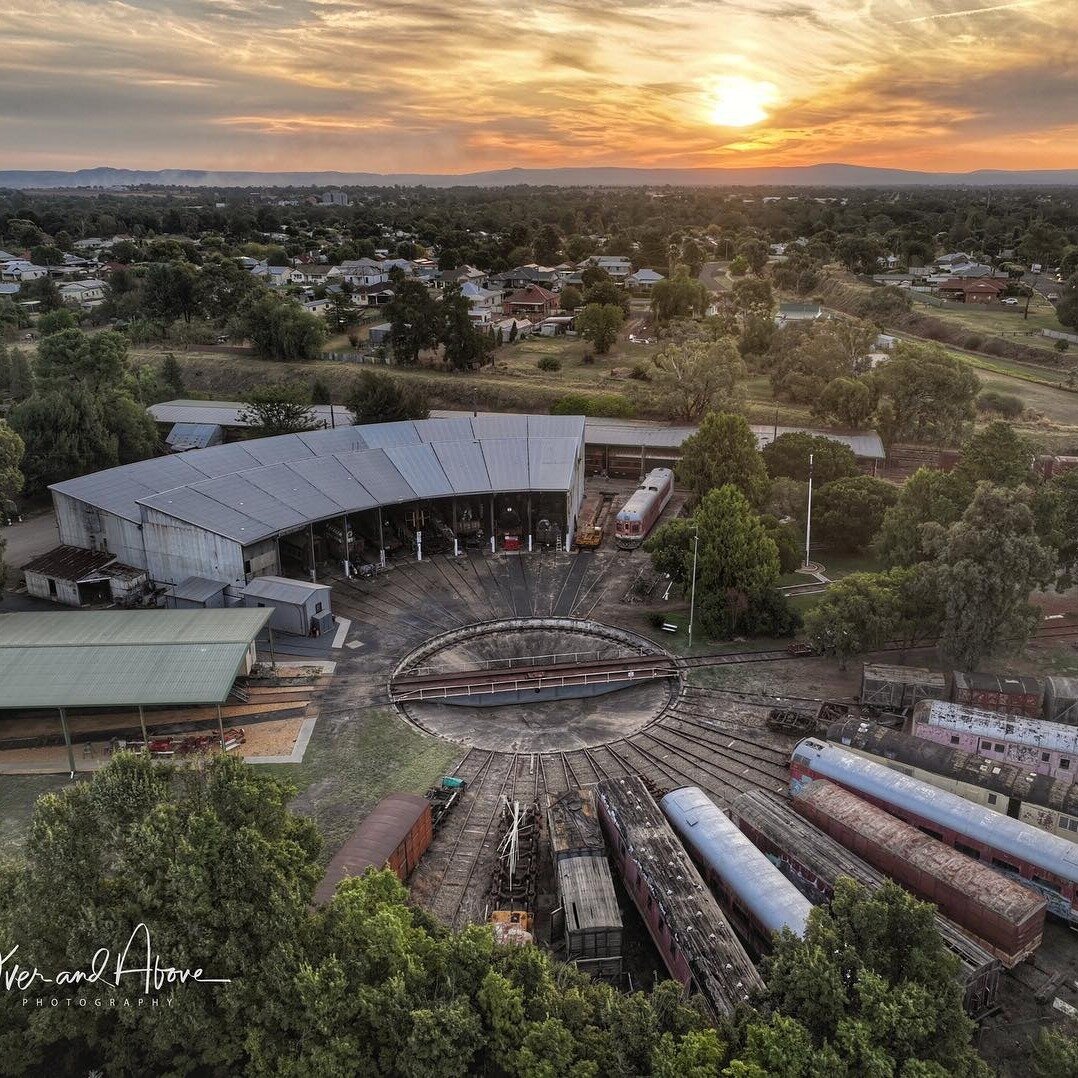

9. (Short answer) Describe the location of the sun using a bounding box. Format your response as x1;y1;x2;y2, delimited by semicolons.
707;77;779;127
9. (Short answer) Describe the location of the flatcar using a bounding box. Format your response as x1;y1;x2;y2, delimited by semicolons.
728;789;1001;1018
790;778;1045;967
791;737;1078;924
829;719;1078;845
912;700;1078;782
597;774;762;1017
660;786;813;956
614;468;674;549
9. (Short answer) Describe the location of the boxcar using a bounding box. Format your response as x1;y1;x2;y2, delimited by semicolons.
614;468;674;549
660;786;812;956
829;718;1078;845
791;737;1078;925
860;664;947;712
728;789;1000;1018
912;700;1078;782
951;670;1044;718
314;793;432;904
790;778;1045;966
597;774;762;1017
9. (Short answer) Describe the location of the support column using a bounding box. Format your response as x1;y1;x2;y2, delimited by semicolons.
527;494;533;548
268;627;276;668
138;704;148;750
489;496;495;542
308;523;317;584
58;707;75;778
341;514;351;577
377;512;386;568
216;703;225;749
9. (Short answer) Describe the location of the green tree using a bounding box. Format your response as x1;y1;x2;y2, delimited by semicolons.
143;260;201;324
804;572;899;668
0;343;34;402
160;352;186;396
812;476;898;554
10;386;119;493
650;273;710;322
36;307;78;336
645;485;786;638
875;466;971;567
385;276;439;365
677;411;769;507
762;432;859;486
231;293;326;362
1032;1025;1078;1078
105;392;160;463
932;484;1056;668
875;342;981;444
650;337;746;421
533;223;562;264
1058;273;1078;331
955;420;1033;488
814;376;876;427
440;285;492;370
347;371;430;425
559;285;582;311
575;303;625;355
737;238;769;275
36;327;130;394
238;384;318;437
0;422;25;582
1037;468;1078;587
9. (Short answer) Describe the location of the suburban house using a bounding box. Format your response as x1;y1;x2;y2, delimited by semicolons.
440;265;486;288
250;263;292;288
353;283;395;307
289;264;339;286
775;301;823;326
1;260;48;283
492;264;560;290
368;323;393;346
503;283;559;319
0;282;20;299
937;277;1008;303
460;281;502;325
339;258;390;287
579;254;632;281
626;268;665;293
302;297;333;314
59;279;107;308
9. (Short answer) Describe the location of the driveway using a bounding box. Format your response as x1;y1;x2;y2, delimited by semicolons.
1;511;60;570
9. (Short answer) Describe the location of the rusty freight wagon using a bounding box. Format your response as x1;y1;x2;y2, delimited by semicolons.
597;774;762;1018
951;671;1044;719
790;778;1045;966
860;664;946;713
727;789;1001;1018
314;793;433;904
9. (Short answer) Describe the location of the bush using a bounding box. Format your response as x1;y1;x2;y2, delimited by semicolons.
551;392;636;418
537;355;562;372
629;362;652;381
581;351;595;365
648;612;667;629
976;389;1024;418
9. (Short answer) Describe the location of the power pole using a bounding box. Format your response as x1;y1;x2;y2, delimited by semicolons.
804;452;814;569
687;527;700;652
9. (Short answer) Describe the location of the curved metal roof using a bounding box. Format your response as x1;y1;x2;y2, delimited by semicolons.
52;414;584;545
792;738;1078;884
918;700;1078;756
661;786;812;938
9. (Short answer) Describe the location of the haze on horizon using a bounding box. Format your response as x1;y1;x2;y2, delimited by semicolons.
3;0;1075;175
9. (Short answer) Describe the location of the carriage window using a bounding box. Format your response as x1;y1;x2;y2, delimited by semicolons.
1062;759;1072;770
1032;876;1060;893
950;735;959;745
991;857;1018;873
986;794;997;806
1043;753;1050;762
994;744;1005;753
955;842;980;858
980;740;991;750
1060;816;1078;834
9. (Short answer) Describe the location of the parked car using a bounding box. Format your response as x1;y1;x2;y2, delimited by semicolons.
1001;297;1020;305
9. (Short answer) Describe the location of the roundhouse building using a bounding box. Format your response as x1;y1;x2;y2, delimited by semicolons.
48;414;586;589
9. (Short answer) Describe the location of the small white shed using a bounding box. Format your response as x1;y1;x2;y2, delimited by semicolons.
243;576;334;637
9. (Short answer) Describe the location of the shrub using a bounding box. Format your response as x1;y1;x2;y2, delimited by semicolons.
537;355;562;372
629;362;652;381
551;392;636;418
581;351;595;365
976;389;1024;418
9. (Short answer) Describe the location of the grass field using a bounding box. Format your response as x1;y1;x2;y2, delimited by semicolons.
259;707;459;862
909;292;1068;348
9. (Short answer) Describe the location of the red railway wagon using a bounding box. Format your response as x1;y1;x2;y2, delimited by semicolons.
951;671;1044;719
791;779;1045;966
314;793;433;904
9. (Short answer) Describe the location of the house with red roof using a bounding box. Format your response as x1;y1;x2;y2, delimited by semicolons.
503;283;558;319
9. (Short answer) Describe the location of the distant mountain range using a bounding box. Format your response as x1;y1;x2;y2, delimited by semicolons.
2;164;1077;189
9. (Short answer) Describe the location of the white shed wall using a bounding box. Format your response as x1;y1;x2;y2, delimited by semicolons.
141;507;247;587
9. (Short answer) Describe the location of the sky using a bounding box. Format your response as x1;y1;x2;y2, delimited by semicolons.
2;0;1076;174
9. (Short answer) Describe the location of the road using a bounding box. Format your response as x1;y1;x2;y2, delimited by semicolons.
699;261;730;293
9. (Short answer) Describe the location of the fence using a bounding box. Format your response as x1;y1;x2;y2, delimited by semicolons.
1043;328;1078;346
324;351;393;365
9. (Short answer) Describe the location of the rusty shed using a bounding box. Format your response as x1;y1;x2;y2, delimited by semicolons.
547;790;623;977
1045;677;1078;726
860;664;946;712
23;545;148;608
951;671;1044;719
791;778;1045;968
314;793;432;904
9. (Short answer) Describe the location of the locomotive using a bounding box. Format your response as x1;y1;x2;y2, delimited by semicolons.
614;468;674;549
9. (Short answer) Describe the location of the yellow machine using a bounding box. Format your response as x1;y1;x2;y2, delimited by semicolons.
490;909;534;947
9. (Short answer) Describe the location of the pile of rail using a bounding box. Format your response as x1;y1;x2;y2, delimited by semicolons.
575;493;614;549
110;727;246;757
488;798;540;920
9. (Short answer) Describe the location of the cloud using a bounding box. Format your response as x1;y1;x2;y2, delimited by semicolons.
0;0;1074;171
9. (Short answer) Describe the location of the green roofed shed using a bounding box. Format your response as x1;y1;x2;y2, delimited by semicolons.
0;609;271;709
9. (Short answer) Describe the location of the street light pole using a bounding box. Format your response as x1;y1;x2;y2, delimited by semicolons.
804;452;814;569
688;527;700;652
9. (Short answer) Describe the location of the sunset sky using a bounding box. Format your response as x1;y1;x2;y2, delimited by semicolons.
3;0;1076;173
